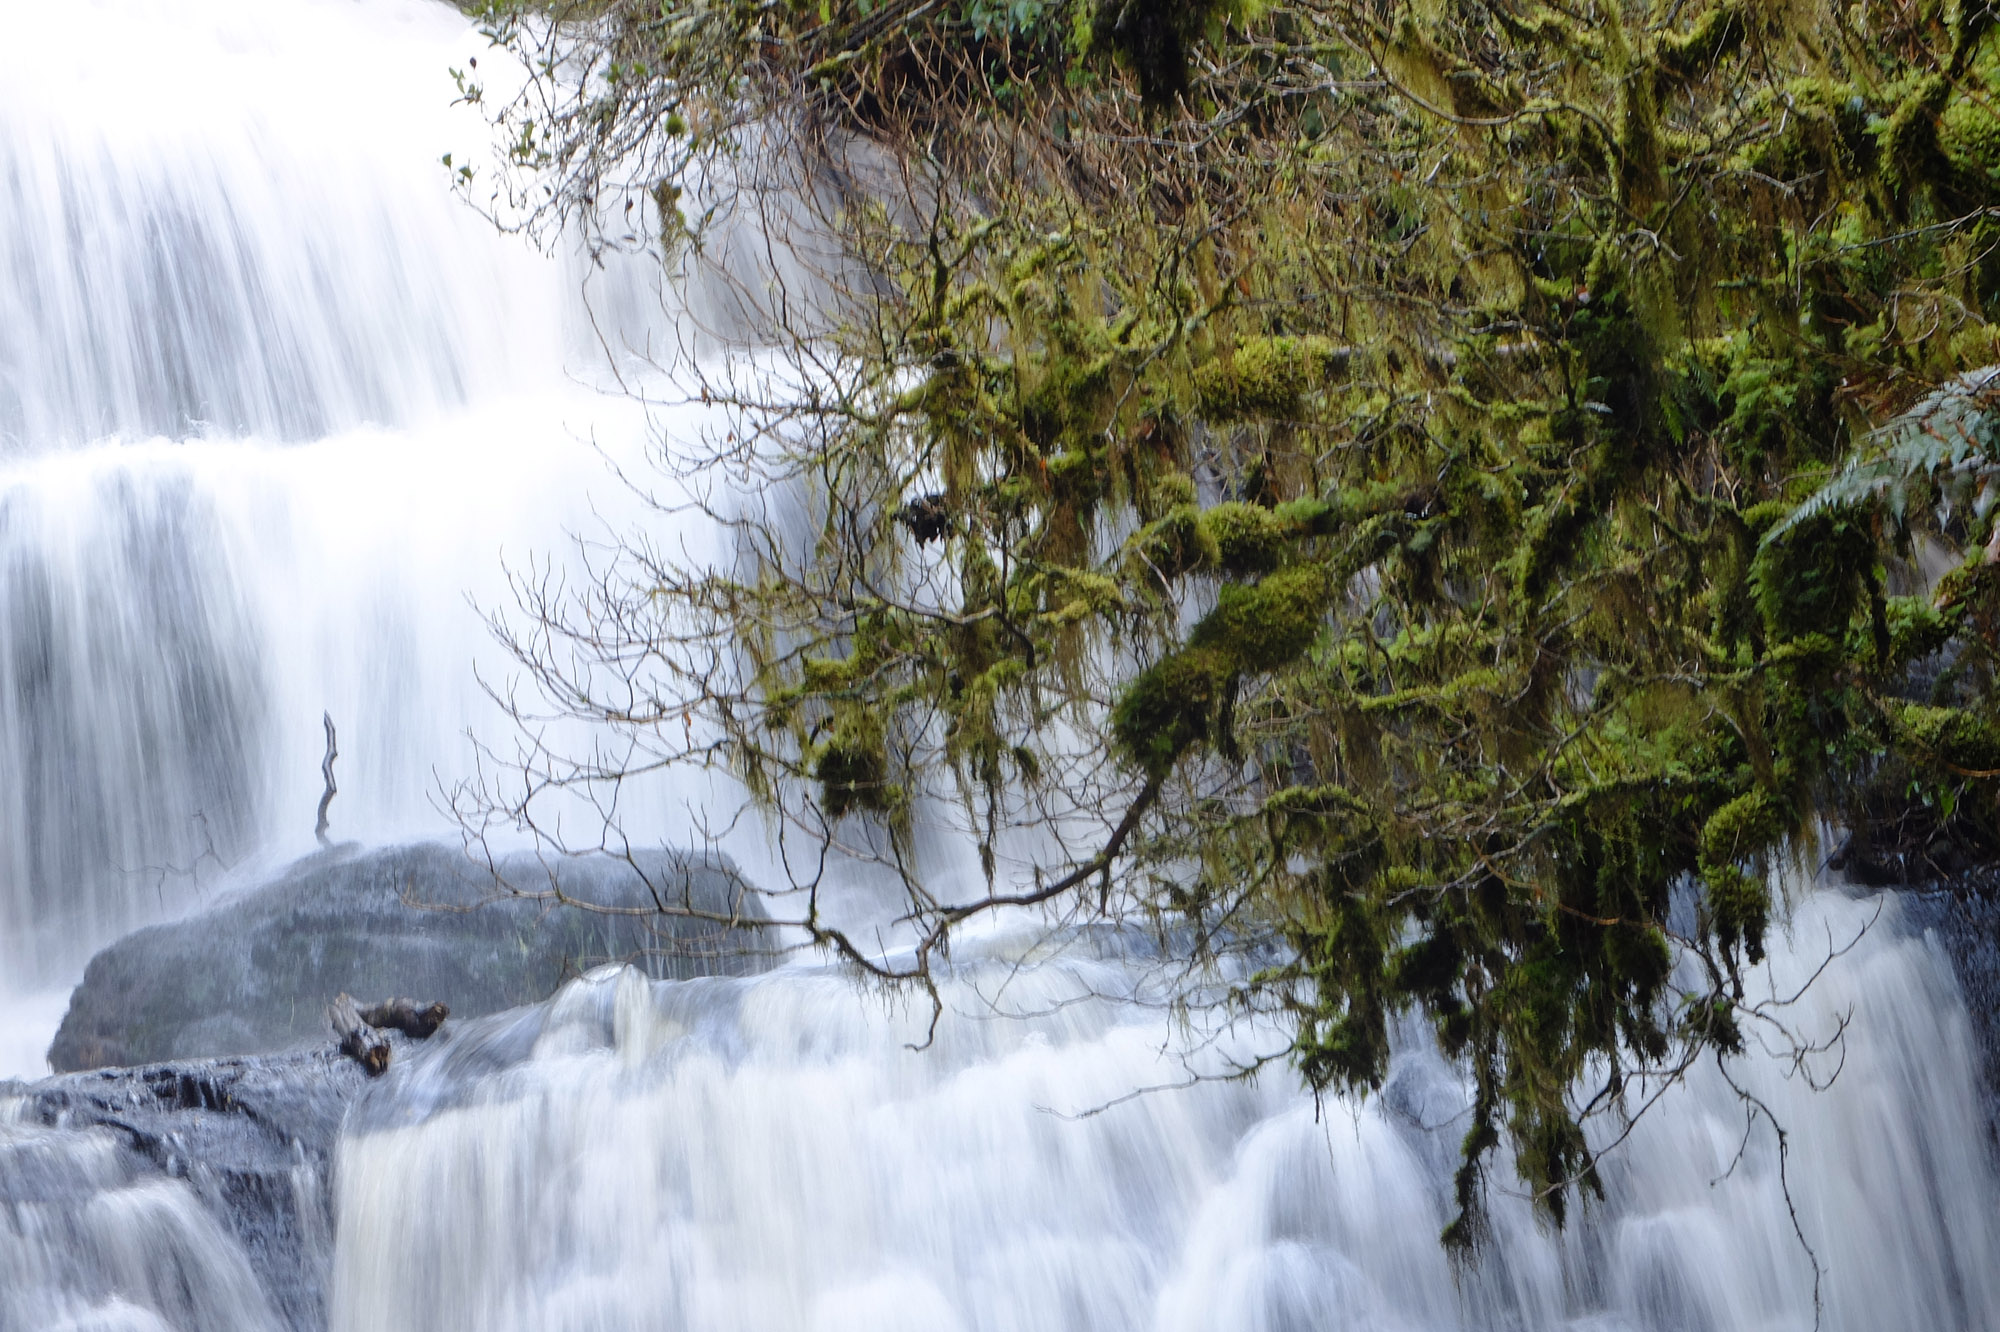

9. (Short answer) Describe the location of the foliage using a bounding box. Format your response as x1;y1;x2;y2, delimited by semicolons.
459;0;2000;1246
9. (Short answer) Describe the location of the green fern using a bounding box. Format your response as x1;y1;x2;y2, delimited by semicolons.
1770;367;2000;543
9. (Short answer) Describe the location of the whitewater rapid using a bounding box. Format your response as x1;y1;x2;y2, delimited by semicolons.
0;0;1998;1329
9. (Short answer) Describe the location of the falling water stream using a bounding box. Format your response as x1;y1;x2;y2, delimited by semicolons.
2;0;1999;1328
0;0;694;995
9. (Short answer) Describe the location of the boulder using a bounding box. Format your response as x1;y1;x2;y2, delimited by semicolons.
47;842;767;1072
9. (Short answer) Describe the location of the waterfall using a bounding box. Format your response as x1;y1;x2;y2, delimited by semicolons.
1;1;1998;1329
328;892;2000;1332
0;0;532;448
0;0;686;1005
0;1100;284;1332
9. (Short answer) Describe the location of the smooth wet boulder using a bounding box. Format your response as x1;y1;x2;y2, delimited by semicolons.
47;843;767;1072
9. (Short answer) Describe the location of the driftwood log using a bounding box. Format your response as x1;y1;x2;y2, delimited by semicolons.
329;993;390;1076
358;997;450;1039
329;994;451;1073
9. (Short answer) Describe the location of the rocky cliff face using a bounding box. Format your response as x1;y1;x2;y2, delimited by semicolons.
47;842;769;1072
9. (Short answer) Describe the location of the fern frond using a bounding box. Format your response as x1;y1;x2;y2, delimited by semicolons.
1766;366;2000;545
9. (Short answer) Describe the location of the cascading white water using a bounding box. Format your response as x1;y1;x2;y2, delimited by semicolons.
329;892;2000;1332
2;1;1999;1329
0;0;536;449
0;0;715;1020
0;1101;283;1332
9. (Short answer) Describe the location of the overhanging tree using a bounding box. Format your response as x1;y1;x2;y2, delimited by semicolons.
455;0;2000;1244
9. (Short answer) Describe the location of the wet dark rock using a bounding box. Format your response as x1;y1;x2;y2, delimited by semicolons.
1907;878;2000;1136
48;842;768;1073
3;1045;375;1330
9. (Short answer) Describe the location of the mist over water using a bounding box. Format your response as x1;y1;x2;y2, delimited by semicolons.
0;0;1997;1328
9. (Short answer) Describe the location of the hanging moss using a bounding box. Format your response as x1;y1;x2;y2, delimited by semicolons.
1877;75;1952;202
1019;351;1114;452
1941;34;2000;179
1603;922;1674;993
1086;0;1254;106
813;717;893;819
1698;789;1782;960
1193;335;1347;422
1751;510;1875;642
1292;889;1392;1089
1045;448;1103;505
496;0;2000;1257
1704;864;1772;961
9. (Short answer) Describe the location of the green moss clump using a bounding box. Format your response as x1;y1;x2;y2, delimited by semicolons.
1199;500;1289;574
1020;354;1113;450
814;718;892;818
1656;2;1745;81
1190;563;1333;672
1273;496;1337;533
1046;448;1103;504
801;655;858;692
1125;503;1218;582
1701;788;1782;865
1877;75;1950;197
1706;333;1839;476
1751;510;1874;642
1704;864;1771;961
1142;468;1198;517
1883;596;1954;665
1193;335;1346;422
1941;35;2000;179
1698;789;1782;961
1294;1004;1389;1089
1110;645;1232;775
1604;923;1674;992
1891;702;2000;772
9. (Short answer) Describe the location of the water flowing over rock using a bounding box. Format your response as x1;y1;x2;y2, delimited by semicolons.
3;1049;361;1332
0;0;705;1032
329;892;2000;1332
48;844;768;1073
1;0;1999;1328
